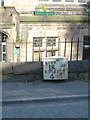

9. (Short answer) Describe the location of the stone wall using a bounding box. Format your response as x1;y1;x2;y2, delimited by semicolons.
18;22;88;62
1;60;88;82
1;60;88;75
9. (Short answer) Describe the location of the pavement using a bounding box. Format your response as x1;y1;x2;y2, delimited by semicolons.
1;79;89;104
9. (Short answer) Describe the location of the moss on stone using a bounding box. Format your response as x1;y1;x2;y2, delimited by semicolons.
36;74;43;80
19;15;89;23
1;23;15;28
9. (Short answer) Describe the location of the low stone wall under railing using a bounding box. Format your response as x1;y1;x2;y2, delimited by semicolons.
0;60;88;82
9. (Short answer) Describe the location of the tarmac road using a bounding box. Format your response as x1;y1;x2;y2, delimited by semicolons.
2;98;88;118
1;80;89;119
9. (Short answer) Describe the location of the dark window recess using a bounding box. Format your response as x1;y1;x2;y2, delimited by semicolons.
3;45;6;52
3;54;6;61
52;0;61;2
78;0;86;3
83;36;90;60
33;38;43;47
0;32;7;62
46;38;56;47
0;32;8;42
1;0;4;6
65;0;74;2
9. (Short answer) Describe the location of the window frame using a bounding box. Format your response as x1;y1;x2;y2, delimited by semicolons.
0;32;7;62
65;0;75;4
52;0;62;3
33;37;44;49
39;0;49;3
46;37;58;49
78;0;87;4
2;42;6;62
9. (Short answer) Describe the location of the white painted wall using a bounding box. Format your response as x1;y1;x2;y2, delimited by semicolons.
4;0;39;12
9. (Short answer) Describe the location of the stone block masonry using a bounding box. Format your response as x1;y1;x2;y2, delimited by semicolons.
13;62;42;75
1;60;88;77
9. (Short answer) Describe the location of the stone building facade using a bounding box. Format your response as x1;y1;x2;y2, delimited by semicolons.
0;0;89;62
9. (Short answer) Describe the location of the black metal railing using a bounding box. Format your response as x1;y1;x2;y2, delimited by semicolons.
0;38;88;62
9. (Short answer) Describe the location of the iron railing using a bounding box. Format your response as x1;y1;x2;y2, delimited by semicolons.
0;38;89;62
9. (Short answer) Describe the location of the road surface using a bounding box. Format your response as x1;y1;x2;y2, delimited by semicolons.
2;98;88;118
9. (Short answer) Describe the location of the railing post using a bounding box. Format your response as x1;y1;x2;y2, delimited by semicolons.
70;38;73;61
10;42;11;62
46;38;47;57
77;38;79;61
52;39;53;56
0;42;1;61
13;39;14;63
19;45;20;62
64;38;67;57
32;41;34;62
58;37;60;56
6;40;7;62
26;39;27;62
39;40;40;61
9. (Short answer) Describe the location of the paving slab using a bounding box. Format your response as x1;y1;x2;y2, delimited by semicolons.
1;80;88;103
